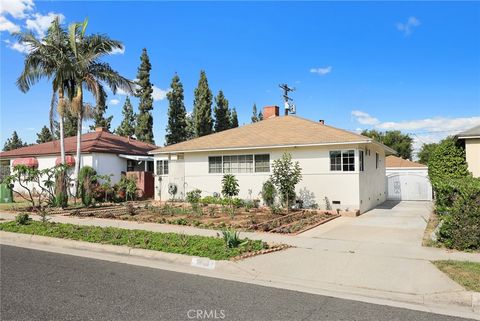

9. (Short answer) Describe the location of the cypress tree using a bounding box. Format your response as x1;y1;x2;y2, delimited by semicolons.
115;97;136;137
193;70;213;137
230;108;239;128
258;111;263;121
185;113;196;140
3;131;27;151
166;74;188;145
36;126;54;143
62;109;78;138
214;90;230;132
135;48;155;143
251;103;259;123
90;89;113;131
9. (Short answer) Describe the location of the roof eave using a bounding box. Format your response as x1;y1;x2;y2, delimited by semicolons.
150;140;379;155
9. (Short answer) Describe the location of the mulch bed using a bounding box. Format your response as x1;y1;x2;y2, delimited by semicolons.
49;202;340;235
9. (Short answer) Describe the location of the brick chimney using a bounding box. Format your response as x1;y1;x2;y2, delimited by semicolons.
95;127;108;132
263;106;280;119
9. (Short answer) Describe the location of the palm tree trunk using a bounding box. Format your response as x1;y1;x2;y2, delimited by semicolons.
72;85;83;198
59;114;66;163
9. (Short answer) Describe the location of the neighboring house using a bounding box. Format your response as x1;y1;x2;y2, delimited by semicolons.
0;127;157;196
457;125;480;178
150;106;395;214
385;155;432;201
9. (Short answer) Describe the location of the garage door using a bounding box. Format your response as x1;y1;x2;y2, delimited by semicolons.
387;173;432;201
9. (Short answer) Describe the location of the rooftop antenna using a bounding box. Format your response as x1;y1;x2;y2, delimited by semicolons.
279;83;296;115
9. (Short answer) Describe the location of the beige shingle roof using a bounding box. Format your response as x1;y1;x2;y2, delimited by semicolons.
386;155;426;168
152;116;391;154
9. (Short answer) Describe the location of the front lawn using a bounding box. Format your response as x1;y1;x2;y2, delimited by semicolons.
0;221;268;261
433;260;480;292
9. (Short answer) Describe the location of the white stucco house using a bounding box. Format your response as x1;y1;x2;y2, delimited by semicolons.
457;125;480;178
385;155;432;201
150;106;395;213
0;127;157;196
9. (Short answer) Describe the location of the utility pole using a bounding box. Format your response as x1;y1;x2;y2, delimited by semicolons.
279;83;295;116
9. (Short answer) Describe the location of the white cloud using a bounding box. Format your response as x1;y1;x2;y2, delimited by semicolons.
110;46;125;55
113;83;169;101
396;16;420;36
4;39;31;53
109;99;120;106
0;16;20;33
351;110;380;125
25;12;65;38
0;0;34;19
152;86;170;101
310;66;332;75
351;109;480;153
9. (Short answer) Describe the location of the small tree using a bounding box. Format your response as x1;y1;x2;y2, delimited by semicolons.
222;174;239;216
270;153;302;212
261;180;277;208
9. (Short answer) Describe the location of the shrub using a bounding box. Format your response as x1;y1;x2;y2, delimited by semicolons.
261;180;276;208
78;166;97;207
436;177;480;250
186;189;202;205
15;213;31;225
222;229;247;248
428;137;469;182
221;174;239;199
117;176;137;201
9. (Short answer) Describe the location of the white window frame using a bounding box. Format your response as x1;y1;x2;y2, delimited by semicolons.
330;149;356;172
208;154;270;174
156;160;169;175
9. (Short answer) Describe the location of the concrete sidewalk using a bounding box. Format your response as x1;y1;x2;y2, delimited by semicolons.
1;202;479;319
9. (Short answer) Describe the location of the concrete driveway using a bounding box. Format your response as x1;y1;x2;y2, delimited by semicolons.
301;201;432;246
235;201;480;310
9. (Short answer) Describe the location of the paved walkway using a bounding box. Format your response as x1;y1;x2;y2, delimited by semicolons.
1;202;479;318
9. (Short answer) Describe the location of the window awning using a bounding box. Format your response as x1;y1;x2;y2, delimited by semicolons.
12;157;39;168
118;154;154;162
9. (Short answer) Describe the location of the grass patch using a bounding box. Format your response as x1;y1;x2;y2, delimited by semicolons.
433;260;480;292
0;221;267;261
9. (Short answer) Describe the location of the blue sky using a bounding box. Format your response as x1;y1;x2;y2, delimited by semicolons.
1;1;479;153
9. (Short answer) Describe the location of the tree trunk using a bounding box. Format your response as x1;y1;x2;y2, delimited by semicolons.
73;112;83;197
59;115;66;163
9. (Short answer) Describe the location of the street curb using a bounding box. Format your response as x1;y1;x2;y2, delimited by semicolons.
1;231;479;319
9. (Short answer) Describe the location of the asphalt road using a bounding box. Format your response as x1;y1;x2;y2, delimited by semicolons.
0;245;473;321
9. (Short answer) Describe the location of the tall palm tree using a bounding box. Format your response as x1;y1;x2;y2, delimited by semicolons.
16;17;74;163
67;18;134;193
15;17;75;207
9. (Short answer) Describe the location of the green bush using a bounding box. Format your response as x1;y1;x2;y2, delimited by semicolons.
15;213;31;225
186;189;202;205
78;166;97;207
428;137;469;182
117;176;137;201
222;229;247;248
261;180;276;208
437;178;480;250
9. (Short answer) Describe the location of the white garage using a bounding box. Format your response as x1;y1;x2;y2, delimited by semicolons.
385;155;432;201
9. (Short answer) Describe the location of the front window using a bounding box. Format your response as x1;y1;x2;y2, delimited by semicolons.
209;154;270;173
156;160;169;175
330;150;355;172
208;156;222;173
255;154;270;172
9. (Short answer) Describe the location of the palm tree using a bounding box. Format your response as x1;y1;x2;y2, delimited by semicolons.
15;17;75;207
16;17;74;163
67;18;134;194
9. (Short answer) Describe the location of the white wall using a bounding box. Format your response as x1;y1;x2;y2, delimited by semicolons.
359;144;387;213
91;153;127;184
154;144;388;213
7;153;130;196
8;154;93;195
